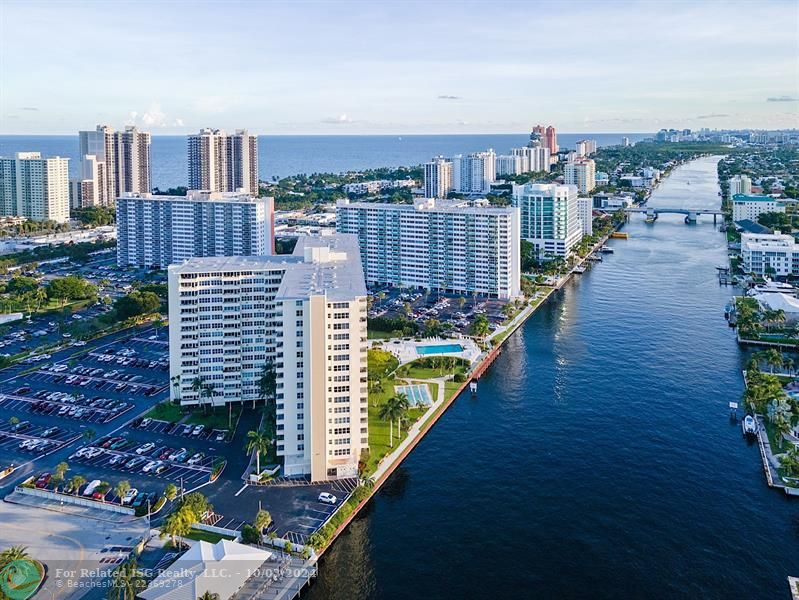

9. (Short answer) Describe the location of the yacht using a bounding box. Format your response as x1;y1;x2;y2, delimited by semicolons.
746;279;797;296
573;265;587;274
600;245;614;253
742;414;758;437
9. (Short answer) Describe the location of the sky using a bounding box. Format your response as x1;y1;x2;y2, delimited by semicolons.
1;0;798;135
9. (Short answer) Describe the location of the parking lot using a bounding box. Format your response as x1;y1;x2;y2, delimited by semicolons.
369;286;509;335
67;429;224;491
0;419;81;465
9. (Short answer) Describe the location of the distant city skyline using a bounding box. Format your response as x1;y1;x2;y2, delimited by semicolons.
1;0;797;135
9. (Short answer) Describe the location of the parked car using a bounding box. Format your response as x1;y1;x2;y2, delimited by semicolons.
121;488;139;505
214;430;227;442
168;448;188;462
135;442;156;455
82;479;102;496
40;426;60;438
35;473;51;488
142;460;163;474
11;421;31;432
187;452;204;466
139;418;152;429
125;457;146;470
318;492;338;505
191;425;205;437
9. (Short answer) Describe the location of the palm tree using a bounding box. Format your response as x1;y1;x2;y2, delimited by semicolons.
201;383;216;415
53;461;69;485
257;360;277;412
254;509;272;533
378;397;404;448
164;483;178;502
0;546;29;568
774;414;791;449
69;475;86;495
153;317;164;339
785;357;795;375
171;375;181;403
161;509;192;548
191;376;204;412
765;348;783;373
108;559;146;600
82;428;95;442
8;416;18;427
115;480;131;502
198;593;220;600
245;430;273;475
393;393;411;438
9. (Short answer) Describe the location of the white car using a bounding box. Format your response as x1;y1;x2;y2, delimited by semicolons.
187;452;204;466
142;460;161;473
318;492;338;505
84;447;104;459
135;442;155;455
121;488;139;504
139;418;152;429
82;479;102;496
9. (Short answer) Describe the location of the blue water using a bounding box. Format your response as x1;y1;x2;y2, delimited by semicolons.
416;344;464;356
0;133;648;188
307;156;799;599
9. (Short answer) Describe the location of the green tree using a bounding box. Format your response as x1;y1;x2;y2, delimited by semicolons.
164;483;178;502
108;559;146;600
46;275;96;306
254;509;272;532
114;291;161;320
246;430;273;475
198;593;220;600
378;396;404;448
69;475;86;495
115;480;131;502
53;461;69;485
0;546;30;569
470;314;490;340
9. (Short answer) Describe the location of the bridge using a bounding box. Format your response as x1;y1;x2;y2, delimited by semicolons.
624;206;724;224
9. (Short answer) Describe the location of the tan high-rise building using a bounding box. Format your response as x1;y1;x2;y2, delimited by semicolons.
77;125;151;206
565;157;596;194
168;234;368;481
423;156;453;198
188;129;258;195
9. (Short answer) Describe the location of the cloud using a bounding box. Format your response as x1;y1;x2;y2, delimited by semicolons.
322;114;354;124
696;113;730;119
19;107;38;111
141;103;167;127
173;118;184;127
437;95;461;100
766;96;798;102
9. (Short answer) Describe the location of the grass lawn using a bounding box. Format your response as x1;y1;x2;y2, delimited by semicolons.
145;401;183;422
367;330;395;340
366;388;425;474
396;361;468;381
184;528;236;543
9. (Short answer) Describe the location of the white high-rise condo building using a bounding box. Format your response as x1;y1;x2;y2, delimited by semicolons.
452;150;496;193
188;129;259;195
423;156;453;199
565;157;596;194
496;155;523;177
728;174;752;200
513;183;583;257
575;139;597;157
577;198;593;236
168;235;368;481
511;146;551;173
0;152;70;223
116;190;274;268
741;232;799;276
77;125;151;206
732;194;785;223
336;198;521;299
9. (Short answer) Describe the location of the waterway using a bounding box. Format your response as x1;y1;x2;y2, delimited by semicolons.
307;156;799;599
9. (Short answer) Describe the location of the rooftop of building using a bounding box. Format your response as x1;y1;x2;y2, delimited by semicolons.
118;190;271;203
732;194;783;202
169;233;366;300
337;197;516;214
513;182;577;195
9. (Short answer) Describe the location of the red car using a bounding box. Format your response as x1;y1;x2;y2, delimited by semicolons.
35;473;51;488
158;448;173;460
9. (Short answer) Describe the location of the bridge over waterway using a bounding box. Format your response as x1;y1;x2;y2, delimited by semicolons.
623;206;724;224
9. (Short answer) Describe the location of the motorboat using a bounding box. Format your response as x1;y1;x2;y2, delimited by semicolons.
573;265;587;274
742;414;758;437
600;245;614;253
746;279;797;296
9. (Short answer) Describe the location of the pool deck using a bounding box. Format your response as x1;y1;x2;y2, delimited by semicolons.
374;336;481;366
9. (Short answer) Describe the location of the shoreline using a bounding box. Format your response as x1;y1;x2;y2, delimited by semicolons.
315;225;621;558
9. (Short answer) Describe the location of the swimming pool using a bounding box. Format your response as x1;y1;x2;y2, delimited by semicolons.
417;343;463;355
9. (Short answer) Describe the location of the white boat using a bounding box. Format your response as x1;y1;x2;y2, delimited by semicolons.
469;381;477;394
742;415;758;436
573;265;587;274
746;279;796;296
600;245;614;253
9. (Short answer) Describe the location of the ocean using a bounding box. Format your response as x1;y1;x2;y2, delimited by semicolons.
0;133;649;189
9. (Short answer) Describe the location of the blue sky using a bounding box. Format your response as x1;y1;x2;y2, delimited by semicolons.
1;0;798;134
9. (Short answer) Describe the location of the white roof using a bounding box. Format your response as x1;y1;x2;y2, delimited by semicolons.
139;540;271;600
753;292;799;315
